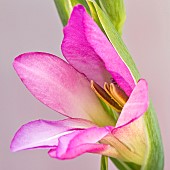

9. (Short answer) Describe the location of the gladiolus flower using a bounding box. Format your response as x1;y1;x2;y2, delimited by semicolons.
10;5;149;165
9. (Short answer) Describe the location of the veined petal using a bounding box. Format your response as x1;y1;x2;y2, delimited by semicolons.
10;118;94;152
48;126;113;159
101;119;145;165
112;117;146;161
62;5;135;96
100;117;146;165
13;52;114;125
116;79;149;128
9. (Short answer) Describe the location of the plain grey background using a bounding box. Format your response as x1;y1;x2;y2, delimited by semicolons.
0;0;169;170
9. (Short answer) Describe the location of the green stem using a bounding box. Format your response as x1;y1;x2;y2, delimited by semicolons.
101;156;108;170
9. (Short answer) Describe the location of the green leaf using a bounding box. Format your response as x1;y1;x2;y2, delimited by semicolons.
142;102;164;170
86;1;164;169
87;0;126;35
87;1;105;34
101;156;108;170
110;158;141;170
54;0;72;26
98;0;126;35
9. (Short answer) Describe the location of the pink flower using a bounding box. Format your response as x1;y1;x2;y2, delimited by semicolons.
10;5;149;165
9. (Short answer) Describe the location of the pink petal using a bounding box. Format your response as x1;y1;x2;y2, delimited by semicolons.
48;126;111;159
10;118;95;152
112;117;146;159
116;79;149;128
62;5;135;96
13;52;114;125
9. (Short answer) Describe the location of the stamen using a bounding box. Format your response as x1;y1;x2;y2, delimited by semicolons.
91;80;122;113
91;80;129;113
104;82;128;107
110;83;128;106
104;82;112;97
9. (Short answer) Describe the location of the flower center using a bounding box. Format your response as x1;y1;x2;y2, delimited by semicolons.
91;80;128;113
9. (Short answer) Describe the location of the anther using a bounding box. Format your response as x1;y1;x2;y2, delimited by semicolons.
91;80;123;113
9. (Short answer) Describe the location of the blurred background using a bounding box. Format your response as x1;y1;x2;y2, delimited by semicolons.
0;0;169;169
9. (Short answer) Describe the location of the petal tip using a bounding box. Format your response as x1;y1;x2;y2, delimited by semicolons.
10;142;16;152
116;78;149;128
73;4;85;12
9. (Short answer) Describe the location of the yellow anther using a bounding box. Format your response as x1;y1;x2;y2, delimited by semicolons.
110;83;128;106
91;81;122;113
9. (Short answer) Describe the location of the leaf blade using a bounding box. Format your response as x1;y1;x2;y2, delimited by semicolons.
99;0;126;35
54;0;73;26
